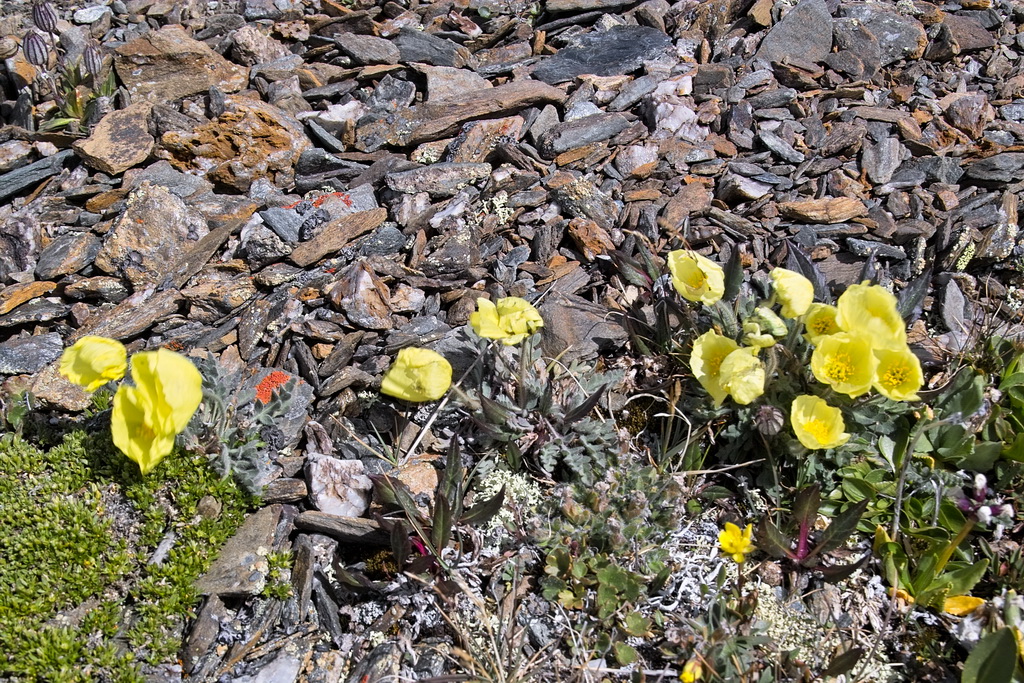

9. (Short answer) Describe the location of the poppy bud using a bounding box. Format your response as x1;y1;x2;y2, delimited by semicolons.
83;43;104;78
32;2;58;34
22;31;49;67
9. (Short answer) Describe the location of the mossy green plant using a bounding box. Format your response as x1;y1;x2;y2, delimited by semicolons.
0;424;257;679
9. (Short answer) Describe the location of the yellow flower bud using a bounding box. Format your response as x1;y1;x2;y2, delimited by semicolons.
836;282;906;350
770;268;814;318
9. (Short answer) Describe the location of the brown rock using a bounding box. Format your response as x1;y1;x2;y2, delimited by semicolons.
28;361;91;411
73;102;154;175
94;182;208;289
779;197;869;224
941;92;994;139
69;288;183;342
0;281;56;315
231;24;291;66
448;116;524;163
407;80;566;146
943;15;996;52
326;261;393;330
159;97;310;192
289;208;388;267
661;183;712;228
114;26;248;102
196;505;282;597
568;218;615;261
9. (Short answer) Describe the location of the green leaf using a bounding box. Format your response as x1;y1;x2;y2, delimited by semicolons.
999;372;1024;391
962;628;1018;683
390;519;411;569
940;560;989;598
821;647;864;679
815;553;869;583
806;499;868;560
793;484;821;531
460;485;505;525
612;642;638;666
722;246;744;301
896;267;931;324
756;519;796;560
431;495;452;552
622;612;652;637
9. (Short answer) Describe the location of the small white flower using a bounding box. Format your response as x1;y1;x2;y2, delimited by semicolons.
974;473;987;493
977;506;992;526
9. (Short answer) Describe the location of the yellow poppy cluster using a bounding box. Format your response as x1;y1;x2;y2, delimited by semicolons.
670;250;922;450
379;297;543;403
60;336;203;474
809;282;923;402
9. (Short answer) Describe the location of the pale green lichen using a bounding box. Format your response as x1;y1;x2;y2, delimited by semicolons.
476;468;542;533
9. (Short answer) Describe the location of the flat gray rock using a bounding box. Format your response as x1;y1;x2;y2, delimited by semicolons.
0;333;63;374
532;26;672;85
755;0;833;64
195;504;282;597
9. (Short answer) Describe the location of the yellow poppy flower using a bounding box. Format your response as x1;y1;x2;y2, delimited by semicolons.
111;384;178;475
771;268;814;318
942;595;985;616
59;336;127;391
469;297;544;345
718;522;754;563
790;395;850;450
873;345;923;401
803;303;841;345
680;659;703;683
719;348;765;405
381;347;452;402
667;250;725;305
690;331;740;407
810;332;877;397
110;348;203;475
836;282;906;349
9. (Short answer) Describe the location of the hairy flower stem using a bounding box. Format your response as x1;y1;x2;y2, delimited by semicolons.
400;341;495;463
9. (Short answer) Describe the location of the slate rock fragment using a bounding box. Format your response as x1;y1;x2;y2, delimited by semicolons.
0;333;63;375
755;0;833;64
532;26;672;85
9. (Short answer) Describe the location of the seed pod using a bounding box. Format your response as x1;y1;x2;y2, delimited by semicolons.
22;31;49;67
754;404;785;437
32;2;59;34
83;43;104;78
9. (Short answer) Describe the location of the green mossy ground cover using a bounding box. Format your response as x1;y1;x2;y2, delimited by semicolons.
0;416;256;681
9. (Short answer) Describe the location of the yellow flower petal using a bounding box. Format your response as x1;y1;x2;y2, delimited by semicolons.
668;250;725;305
680;659;703;682
873;345;923;401
771;268;814;318
690;331;739;407
111;384;177;475
803;303;841;345
836;282;906;350
59;336;127;392
719;348;765;405
381;347;452;402
469;297;544;345
943;595;985;616
130;349;204;434
718;522;754;563
810;332;877;397
791;395;850;450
